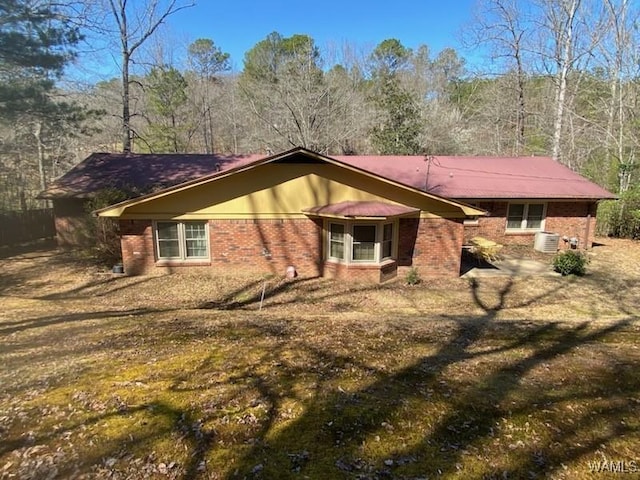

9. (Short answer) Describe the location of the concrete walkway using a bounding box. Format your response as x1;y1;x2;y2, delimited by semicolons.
461;254;560;278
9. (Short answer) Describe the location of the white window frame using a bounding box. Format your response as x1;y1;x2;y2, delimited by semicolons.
154;221;210;261
351;224;378;263
381;222;394;260
506;203;546;232
328;222;346;262
325;220;397;265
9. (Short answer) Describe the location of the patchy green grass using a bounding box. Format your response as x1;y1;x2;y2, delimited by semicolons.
1;239;639;479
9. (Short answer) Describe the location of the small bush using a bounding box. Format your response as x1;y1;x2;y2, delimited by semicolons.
553;250;589;276
78;188;130;266
405;267;421;285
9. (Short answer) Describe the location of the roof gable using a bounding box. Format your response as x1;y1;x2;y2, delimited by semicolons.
96;147;483;218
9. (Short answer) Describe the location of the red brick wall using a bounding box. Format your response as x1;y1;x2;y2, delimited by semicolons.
463;201;598;250
119;218;324;277
209;218;324;277
545;202;598;250
120;216;465;279
324;260;398;283
119;220;155;275
398;217;464;277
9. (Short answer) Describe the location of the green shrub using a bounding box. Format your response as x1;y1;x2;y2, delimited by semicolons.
596;184;640;239
405;267;421;285
552;250;589;276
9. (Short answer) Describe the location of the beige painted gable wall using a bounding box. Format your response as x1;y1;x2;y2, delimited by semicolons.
101;163;470;220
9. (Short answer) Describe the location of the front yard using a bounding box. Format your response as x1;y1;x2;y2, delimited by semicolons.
1;239;639;479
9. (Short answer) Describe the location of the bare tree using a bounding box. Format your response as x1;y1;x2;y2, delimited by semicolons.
466;0;531;154
600;0;639;192
102;0;194;152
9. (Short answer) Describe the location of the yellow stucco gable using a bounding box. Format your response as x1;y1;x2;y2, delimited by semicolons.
97;149;485;220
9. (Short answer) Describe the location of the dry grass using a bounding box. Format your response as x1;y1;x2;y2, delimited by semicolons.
1;238;639;479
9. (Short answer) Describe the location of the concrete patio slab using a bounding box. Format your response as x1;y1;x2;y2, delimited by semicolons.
461;255;560;278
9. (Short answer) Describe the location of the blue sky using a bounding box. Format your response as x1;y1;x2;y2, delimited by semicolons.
73;0;483;82
169;0;479;69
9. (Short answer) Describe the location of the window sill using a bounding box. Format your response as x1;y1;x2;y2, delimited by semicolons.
155;260;211;267
505;230;541;236
325;258;396;268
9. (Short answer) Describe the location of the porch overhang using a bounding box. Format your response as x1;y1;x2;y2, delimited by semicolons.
302;201;420;220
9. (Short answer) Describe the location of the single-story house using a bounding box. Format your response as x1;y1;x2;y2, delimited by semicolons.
40;147;615;281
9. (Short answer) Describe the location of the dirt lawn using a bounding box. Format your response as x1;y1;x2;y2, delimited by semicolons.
1;239;639;479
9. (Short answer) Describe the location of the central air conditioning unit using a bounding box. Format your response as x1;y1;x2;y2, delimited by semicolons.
534;231;560;253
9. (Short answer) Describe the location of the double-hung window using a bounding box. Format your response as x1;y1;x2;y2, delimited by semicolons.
352;225;376;262
506;203;545;231
381;223;393;259
329;223;346;261
155;221;209;260
327;221;395;264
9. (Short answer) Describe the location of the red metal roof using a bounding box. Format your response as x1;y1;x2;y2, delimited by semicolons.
303;201;419;218
335;155;616;199
40;152;263;199
42;150;616;201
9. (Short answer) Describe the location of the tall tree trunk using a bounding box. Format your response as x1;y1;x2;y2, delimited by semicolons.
107;0;195;153
551;0;580;165
33;121;50;207
121;51;131;152
515;58;526;155
112;0;131;153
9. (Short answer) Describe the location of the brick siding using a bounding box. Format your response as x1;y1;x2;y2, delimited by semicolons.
324;260;398;283
119;216;466;280
398;217;464;277
119;218;324;277
463;201;598;250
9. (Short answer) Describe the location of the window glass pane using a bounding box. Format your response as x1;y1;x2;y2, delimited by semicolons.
184;222;208;258
329;223;344;260
186;239;207;257
157;222;179;240
507;204;525;229
382;223;393;258
353;225;376;242
329;223;345;260
352;225;376;261
526;204;544;229
383;223;393;241
353;242;375;261
157;222;180;258
158;239;180;258
330;223;344;240
330;241;344;259
184;222;205;238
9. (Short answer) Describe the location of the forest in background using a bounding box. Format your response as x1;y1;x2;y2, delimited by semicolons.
0;0;638;237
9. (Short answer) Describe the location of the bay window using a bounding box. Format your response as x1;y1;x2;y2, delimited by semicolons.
327;221;395;264
506;203;545;231
155;221;209;260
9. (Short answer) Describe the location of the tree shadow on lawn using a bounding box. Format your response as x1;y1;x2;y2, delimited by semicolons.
220;279;639;479
197;275;325;311
2;274;639;479
0;307;164;336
